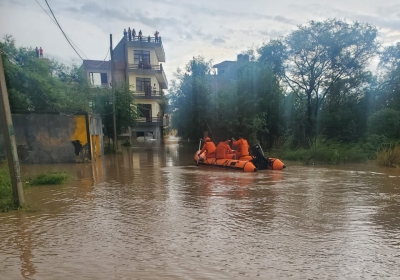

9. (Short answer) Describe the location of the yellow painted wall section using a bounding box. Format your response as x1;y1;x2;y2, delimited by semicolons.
127;48;134;64
71;115;88;145
91;135;101;159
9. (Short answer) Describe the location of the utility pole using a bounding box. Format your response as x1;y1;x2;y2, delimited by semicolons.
110;34;118;152
0;51;24;206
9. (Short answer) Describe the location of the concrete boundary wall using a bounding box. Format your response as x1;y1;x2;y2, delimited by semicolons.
0;113;103;164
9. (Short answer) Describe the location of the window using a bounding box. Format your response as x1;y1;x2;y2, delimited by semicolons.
100;73;108;84
89;72;108;86
136;78;151;92
138;104;152;121
134;50;150;66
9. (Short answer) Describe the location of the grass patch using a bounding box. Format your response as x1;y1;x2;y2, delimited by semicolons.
29;171;69;186
1;162;70;212
0;164;15;212
277;135;369;165
376;144;400;167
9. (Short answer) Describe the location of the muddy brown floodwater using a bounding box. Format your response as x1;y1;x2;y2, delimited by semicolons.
1;143;400;279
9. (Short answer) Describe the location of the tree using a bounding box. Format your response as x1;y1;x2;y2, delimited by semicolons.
1;35;90;113
169;56;214;140
378;42;400;110
367;108;400;140
93;83;138;139
258;39;287;77
283;19;379;139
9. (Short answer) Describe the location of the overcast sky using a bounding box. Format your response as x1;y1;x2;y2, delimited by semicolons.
1;0;400;81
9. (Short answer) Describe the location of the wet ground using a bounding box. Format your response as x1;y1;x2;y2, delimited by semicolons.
1;143;400;279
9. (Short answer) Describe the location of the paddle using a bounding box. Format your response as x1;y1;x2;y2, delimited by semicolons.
196;139;203;165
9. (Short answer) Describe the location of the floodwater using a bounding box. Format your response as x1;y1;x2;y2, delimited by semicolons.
1;142;400;279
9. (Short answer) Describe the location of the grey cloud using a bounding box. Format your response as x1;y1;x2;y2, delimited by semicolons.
64;7;79;13
272;15;299;25
62;2;182;29
151;1;298;25
212;37;226;44
353;14;400;30
376;4;400;17
259;29;287;39
2;0;25;6
288;2;400;30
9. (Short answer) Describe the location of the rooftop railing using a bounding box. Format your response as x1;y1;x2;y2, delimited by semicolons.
123;35;162;44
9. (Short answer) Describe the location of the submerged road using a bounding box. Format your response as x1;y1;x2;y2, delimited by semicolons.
1;143;400;279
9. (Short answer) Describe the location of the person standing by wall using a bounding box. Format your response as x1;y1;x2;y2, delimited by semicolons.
132;29;136;40
39;47;43;58
128;27;132;41
154;31;159;42
35;47;39;58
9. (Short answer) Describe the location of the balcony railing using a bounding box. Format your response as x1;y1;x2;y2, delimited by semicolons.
136;117;163;125
128;63;163;71
135;90;162;97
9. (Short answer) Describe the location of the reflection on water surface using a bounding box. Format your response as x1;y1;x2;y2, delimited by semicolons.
1;143;400;279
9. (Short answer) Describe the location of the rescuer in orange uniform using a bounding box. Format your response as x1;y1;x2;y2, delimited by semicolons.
232;135;250;159
198;137;216;158
215;138;236;159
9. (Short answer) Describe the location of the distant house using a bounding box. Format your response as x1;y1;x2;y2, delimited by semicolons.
209;54;250;93
81;33;167;142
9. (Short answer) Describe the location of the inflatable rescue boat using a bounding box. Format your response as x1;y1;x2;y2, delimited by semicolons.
193;144;285;172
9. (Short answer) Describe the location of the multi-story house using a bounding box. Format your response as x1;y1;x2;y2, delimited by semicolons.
208;54;249;93
82;32;167;143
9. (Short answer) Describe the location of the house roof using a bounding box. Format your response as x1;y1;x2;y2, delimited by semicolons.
82;60;125;71
82;60;111;70
213;61;236;68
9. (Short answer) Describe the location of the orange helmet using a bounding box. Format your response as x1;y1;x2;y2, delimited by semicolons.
205;137;211;141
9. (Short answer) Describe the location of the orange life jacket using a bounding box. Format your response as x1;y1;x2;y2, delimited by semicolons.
215;142;232;159
233;139;249;156
200;141;216;155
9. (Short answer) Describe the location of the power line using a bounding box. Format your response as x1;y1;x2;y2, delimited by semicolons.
34;0;88;59
37;0;109;67
43;0;85;60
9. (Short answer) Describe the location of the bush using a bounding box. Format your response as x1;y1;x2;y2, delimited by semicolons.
279;135;369;165
339;145;368;163
376;144;400;167
281;148;308;161
122;140;132;147
29;172;68;185
367;108;400;139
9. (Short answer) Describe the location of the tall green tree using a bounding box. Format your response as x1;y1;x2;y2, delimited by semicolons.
1;35;90;112
92;83;138;139
378;42;400;110
283;19;379;139
169;56;214;140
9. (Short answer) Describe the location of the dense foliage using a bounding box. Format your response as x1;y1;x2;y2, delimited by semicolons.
0;36;138;142
169;19;400;162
